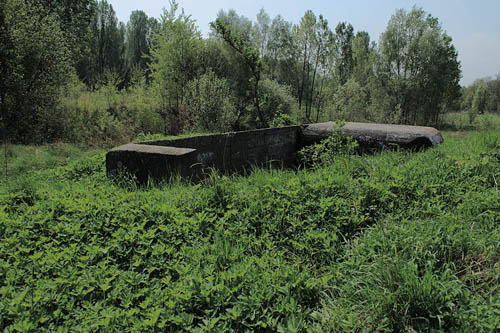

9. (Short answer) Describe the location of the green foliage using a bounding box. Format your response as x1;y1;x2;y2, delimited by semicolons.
295;11;335;122
126;10;158;72
211;16;267;127
3;1;470;146
376;6;461;126
149;0;202;134
258;79;297;125
1;0;71;143
80;0;126;88
59;73;165;147
440;112;500;131
270;113;296;128
470;84;490;124
30;0;95;76
298;125;358;167
461;75;500;114
331;79;370;121
184;71;237;132
1;131;500;331
334;22;354;85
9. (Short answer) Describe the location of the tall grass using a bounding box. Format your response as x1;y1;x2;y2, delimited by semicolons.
0;131;499;331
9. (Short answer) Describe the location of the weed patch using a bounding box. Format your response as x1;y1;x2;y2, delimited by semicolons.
1;131;500;331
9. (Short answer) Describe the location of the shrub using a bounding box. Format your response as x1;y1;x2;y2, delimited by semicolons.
331;79;370;122
270;113;296;128
258;79;297;125
298;124;358;167
184;71;237;132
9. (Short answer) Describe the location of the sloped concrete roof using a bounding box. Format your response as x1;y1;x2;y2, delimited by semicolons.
301;122;443;147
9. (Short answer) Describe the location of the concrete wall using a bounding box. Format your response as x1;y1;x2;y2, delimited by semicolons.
107;126;300;182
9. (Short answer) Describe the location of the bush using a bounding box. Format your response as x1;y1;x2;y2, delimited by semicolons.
270;113;296;128
332;79;370;122
58;74;164;147
1;0;71;144
184;71;237;132
298;124;358;167
258;79;297;125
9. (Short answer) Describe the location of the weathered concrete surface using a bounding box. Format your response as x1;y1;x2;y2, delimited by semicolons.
141;126;300;172
106;144;198;183
107;126;300;182
106;122;444;182
300;122;443;150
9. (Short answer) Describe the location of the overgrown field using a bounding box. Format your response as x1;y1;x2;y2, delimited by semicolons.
1;131;500;332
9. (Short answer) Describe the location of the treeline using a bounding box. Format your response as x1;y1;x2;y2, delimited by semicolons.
461;75;500;123
1;0;464;145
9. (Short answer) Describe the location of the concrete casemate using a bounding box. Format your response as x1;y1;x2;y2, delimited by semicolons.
106;122;443;182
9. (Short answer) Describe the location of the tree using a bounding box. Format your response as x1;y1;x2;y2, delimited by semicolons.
80;0;126;88
296;10;316;114
211;9;254;41
468;84;487;124
294;11;334;122
211;16;267;127
0;0;13;174
0;0;71;144
253;9;271;57
351;31;374;86
461;76;500;113
149;0;202;134
258;79;297;124
126;11;158;73
308;15;334;122
472;85;488;113
376;7;461;125
486;75;500;112
332;79;370;121
335;22;354;85
32;0;96;66
265;14;296;84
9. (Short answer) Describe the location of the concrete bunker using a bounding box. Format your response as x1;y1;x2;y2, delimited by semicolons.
106;122;443;183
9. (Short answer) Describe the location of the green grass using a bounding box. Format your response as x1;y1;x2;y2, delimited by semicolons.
133;131;210;143
440;112;500;132
0;130;499;331
0;143;104;182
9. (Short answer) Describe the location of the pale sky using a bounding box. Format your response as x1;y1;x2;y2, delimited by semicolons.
108;0;500;86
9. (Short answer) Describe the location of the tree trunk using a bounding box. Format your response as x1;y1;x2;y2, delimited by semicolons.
308;44;321;122
315;78;325;122
253;74;267;128
298;38;308;111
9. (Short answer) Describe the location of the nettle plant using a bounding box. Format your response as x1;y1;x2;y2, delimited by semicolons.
298;124;358;167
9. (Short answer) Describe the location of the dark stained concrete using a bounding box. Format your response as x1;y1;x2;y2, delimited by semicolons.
107;126;300;182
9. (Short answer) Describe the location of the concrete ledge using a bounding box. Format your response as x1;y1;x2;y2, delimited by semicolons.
106;143;198;183
112;143;197;156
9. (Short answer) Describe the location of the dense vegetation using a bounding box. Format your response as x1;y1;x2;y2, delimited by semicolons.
2;0;500;331
1;128;499;331
1;0;479;147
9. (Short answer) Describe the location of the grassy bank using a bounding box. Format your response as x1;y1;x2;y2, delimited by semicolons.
1;131;499;331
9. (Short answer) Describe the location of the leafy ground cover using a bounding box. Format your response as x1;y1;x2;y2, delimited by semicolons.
1;130;500;331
